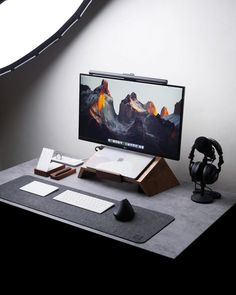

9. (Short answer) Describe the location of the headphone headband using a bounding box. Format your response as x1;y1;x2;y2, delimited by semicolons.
208;138;222;155
208;138;224;170
188;137;224;171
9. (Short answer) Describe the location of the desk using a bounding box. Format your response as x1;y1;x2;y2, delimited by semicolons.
0;159;235;261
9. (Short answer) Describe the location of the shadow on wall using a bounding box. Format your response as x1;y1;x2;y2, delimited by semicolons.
0;0;111;171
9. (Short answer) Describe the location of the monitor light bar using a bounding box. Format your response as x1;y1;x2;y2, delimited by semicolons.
89;70;168;85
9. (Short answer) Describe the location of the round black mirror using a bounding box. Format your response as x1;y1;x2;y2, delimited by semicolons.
0;0;92;76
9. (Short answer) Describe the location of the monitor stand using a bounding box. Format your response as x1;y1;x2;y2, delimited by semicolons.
79;147;179;196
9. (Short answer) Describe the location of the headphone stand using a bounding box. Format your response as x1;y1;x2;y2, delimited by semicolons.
191;182;221;204
189;137;224;204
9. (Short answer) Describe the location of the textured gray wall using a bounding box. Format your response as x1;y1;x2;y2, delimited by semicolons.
1;0;236;192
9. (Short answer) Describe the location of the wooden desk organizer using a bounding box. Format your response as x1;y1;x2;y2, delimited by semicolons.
78;157;179;196
34;164;65;177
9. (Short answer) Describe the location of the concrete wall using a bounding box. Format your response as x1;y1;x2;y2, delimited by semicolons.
1;0;236;191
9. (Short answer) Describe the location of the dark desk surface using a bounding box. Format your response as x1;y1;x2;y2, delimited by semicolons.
0;159;235;259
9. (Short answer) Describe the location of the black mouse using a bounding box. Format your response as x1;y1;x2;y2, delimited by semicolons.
113;199;135;221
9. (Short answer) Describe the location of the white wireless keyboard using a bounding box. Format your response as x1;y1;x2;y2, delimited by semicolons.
53;190;114;214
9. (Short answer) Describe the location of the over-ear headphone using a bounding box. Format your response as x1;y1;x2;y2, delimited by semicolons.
188;136;224;185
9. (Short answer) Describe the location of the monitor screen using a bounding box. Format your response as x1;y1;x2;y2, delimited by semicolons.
79;73;185;160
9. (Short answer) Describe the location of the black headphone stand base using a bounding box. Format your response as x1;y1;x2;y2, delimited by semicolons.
191;191;214;204
193;188;221;201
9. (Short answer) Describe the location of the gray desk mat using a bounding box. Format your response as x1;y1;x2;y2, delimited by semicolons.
0;175;174;243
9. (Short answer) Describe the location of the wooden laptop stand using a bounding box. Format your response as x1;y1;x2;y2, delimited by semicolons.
78;157;179;196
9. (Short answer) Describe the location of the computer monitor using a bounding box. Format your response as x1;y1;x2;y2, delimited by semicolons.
79;73;185;161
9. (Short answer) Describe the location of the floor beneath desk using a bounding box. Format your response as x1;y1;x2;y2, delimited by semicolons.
0;201;235;270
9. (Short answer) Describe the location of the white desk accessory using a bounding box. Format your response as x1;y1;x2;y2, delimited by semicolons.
36;147;54;172
20;181;59;197
52;153;84;167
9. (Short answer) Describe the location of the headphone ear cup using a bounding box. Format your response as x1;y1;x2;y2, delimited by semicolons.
189;161;194;175
203;164;219;184
191;162;204;182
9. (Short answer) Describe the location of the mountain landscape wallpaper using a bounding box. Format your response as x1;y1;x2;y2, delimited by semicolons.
79;75;184;159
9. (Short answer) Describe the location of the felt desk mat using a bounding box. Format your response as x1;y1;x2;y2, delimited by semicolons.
0;175;174;243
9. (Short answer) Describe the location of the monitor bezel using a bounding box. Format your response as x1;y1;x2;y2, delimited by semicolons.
79;73;185;160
